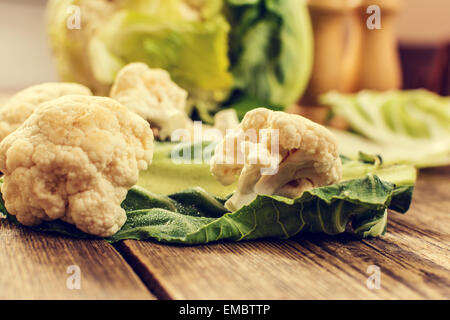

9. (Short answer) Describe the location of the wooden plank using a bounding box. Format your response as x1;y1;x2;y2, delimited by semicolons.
360;167;450;272
117;239;383;300
0;220;155;300
383;216;449;269
118;233;448;300
391;167;450;235
117;169;450;300
291;233;449;299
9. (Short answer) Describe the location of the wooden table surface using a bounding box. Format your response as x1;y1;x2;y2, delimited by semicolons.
0;167;449;300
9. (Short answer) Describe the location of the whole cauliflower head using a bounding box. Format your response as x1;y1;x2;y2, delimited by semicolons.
210;108;342;211
46;0;121;94
0;95;154;237
0;82;92;142
110;62;191;140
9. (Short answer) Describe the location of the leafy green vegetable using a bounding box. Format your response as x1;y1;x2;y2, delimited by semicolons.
98;4;233;121
47;0;232;120
46;0;314;119
116;174;412;243
0;174;413;244
0;142;415;244
320;90;450;168
225;0;313;108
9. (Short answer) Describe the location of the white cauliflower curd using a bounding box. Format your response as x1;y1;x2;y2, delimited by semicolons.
0;95;154;237
210;108;342;211
213;108;240;136
110;62;192;140
0;82;92;142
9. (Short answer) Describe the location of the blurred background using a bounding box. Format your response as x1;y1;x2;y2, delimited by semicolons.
0;0;449;94
0;0;58;92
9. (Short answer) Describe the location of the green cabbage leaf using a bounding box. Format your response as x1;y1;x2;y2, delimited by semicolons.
321;90;450;168
225;0;313;107
1;174;413;244
0;143;415;244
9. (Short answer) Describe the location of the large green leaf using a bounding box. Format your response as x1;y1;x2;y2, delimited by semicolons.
0;142;415;244
0;173;414;244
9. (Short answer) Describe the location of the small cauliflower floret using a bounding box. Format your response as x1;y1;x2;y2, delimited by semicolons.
210;108;342;211
0;95;153;237
0;82;92;142
110;62;191;140
213;108;240;136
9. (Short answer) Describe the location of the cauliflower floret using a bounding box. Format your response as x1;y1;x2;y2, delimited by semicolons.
110;62;191;140
0;82;92;142
213;108;240;136
210;108;342;211
0;95;154;237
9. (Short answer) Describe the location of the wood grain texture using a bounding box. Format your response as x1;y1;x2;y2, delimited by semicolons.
118;239;387;300
117;168;450;300
0;220;154;300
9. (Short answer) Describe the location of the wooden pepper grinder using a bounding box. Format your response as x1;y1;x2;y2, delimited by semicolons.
301;0;350;106
353;0;403;91
340;0;364;93
294;0;402;125
296;0;358;128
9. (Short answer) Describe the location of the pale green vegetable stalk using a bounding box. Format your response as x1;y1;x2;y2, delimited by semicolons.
321;90;450;168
